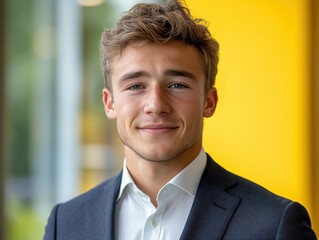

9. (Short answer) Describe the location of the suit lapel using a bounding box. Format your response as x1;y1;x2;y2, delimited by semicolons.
80;155;239;240
180;155;240;240
84;172;122;240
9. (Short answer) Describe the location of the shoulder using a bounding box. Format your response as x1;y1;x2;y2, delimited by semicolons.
228;175;316;240
205;154;291;207
43;172;122;240
231;171;291;207
59;172;122;211
207;155;298;214
49;172;122;222
204;154;316;239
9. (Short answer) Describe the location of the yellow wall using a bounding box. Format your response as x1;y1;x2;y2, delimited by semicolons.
186;0;313;218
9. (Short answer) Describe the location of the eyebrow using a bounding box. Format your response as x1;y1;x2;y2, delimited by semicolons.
119;71;150;83
163;69;197;81
118;68;197;83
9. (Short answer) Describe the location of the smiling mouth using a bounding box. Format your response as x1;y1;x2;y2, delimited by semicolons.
138;125;179;134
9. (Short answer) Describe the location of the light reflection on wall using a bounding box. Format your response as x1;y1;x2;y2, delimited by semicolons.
78;0;105;7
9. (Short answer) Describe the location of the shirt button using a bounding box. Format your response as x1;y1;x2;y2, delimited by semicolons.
151;219;157;228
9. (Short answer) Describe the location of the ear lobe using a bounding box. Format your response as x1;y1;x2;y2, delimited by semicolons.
203;87;218;118
102;88;117;119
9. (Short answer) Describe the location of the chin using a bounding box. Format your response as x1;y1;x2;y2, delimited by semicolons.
135;148;185;162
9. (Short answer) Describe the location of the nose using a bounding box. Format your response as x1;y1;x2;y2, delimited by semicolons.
144;84;171;115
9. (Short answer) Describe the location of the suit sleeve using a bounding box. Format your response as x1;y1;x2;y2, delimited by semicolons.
43;204;59;240
276;201;317;240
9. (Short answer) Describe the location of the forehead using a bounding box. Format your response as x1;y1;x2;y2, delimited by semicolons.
111;40;204;78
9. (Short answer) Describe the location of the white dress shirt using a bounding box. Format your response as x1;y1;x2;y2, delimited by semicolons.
115;149;207;240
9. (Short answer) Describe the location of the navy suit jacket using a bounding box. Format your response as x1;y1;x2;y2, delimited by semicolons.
44;154;317;239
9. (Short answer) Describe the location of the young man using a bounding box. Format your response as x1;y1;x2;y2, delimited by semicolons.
44;0;317;239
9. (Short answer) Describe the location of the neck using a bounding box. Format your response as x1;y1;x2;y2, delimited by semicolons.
124;144;201;206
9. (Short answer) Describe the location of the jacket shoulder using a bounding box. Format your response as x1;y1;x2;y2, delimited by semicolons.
205;156;316;239
60;172;121;209
43;172;122;240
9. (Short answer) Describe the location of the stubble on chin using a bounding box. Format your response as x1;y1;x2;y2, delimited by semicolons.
120;136;201;164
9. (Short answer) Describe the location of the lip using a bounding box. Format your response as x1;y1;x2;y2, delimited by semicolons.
138;124;179;134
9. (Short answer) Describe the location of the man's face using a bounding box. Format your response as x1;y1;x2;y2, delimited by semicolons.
103;40;217;164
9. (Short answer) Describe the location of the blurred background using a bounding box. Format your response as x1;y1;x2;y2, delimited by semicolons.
0;0;318;239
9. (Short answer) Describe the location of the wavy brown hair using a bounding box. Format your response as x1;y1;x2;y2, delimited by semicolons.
100;0;219;93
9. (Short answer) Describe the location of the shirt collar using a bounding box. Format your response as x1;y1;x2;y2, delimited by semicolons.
117;148;207;200
117;158;134;201
168;148;206;197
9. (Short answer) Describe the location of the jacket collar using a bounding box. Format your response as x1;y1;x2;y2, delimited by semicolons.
84;153;239;240
84;172;122;240
180;154;240;240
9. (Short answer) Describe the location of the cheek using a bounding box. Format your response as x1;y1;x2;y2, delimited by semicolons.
183;96;205;117
180;104;203;128
179;97;205;130
115;102;138;129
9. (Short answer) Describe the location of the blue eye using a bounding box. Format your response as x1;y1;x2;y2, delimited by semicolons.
170;83;187;89
128;85;144;90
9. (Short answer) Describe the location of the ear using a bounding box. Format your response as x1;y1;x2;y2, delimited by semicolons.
102;88;117;119
203;87;218;118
